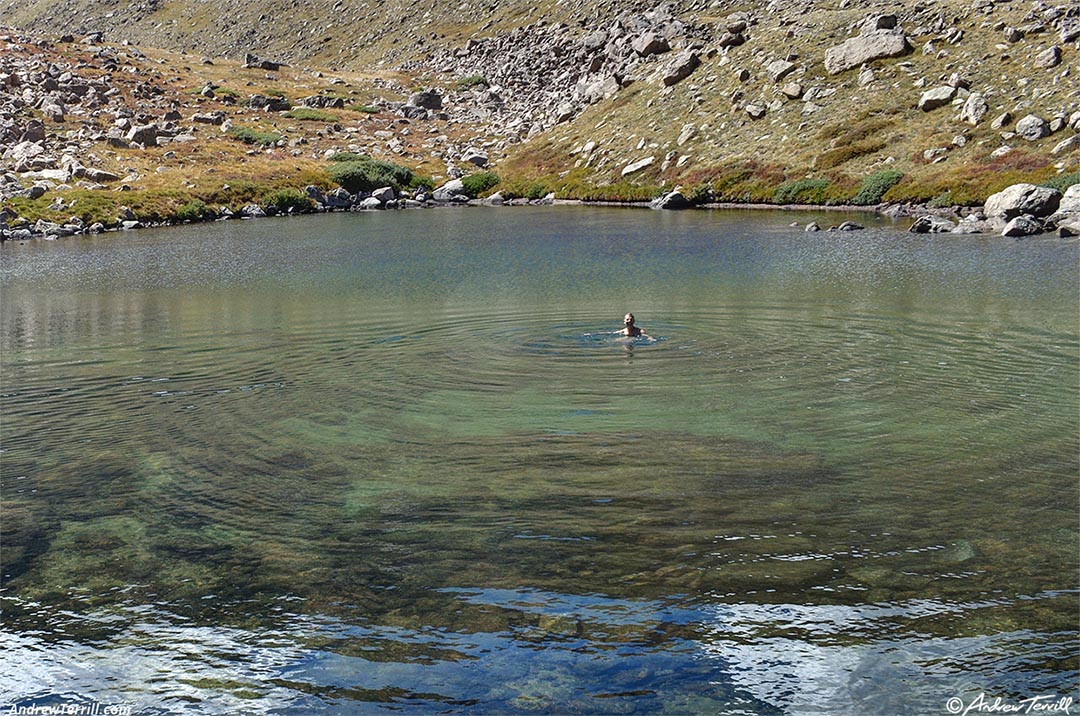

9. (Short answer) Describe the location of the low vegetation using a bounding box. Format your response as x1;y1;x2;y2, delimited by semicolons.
328;157;419;193
227;126;282;147
460;171;500;198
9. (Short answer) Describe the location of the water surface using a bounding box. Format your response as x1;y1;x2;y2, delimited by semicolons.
2;207;1078;714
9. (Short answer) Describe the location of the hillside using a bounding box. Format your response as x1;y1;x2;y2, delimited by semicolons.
1;0;1078;236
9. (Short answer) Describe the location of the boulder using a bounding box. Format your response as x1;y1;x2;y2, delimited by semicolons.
805;222;821;232
909;215;957;233
432;178;465;201
583;75;621;103
408;89;443;110
766;59;797;82
371;186;396;204
718;32;745;48
83;167;120;183
1001;215;1044;237
836;221;865;231
324;187;353;209
301;95;345;109
248;95;291;112
1052;136;1079;155
824;29;912;75
745;103;766;119
240;204;266;218
356;196;384;210
244;54;285;71
984;183;1061;228
632;32;670;57
781;82;804;99
126;124;158;147
991;112;1013;129
651;190;691;210
1034;46;1061;69
660;51;700;86
462;148;489;167
621;156;655;176
918;86;956;111
960;92;989;125
1055;185;1080;214
1015;115;1050;140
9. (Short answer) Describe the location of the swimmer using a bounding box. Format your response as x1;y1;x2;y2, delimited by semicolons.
622;313;643;337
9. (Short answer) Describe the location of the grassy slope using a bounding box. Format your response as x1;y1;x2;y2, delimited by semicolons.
3;0;1078;224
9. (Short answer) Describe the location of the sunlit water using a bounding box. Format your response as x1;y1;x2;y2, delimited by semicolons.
1;207;1077;715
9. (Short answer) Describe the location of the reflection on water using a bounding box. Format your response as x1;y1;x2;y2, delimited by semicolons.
1;207;1078;713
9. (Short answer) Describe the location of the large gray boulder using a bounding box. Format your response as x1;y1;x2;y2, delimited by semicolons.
1015;115;1050;141
983;183;1061;228
824;29;912;74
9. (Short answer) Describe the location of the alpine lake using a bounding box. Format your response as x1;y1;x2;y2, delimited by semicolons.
1;206;1077;715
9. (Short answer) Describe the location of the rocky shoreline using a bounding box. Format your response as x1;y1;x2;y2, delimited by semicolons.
4;180;1078;243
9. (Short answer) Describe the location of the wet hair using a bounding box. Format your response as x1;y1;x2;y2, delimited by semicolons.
624;313;635;324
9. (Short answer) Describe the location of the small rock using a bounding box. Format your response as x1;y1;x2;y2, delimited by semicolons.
918;86;957;111
837;221;865;231
745;103;766;119
990;112;1013;129
766;59;797;82
909;215;957;233
621;156;655;176
805;222;821;232
1001;215;1044;236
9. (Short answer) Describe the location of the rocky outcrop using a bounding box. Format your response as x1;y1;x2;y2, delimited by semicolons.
983;183;1064;236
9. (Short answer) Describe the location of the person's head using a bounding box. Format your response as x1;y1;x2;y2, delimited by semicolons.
624;313;635;326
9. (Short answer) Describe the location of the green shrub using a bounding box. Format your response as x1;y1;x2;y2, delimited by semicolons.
685;183;714;205
175;199;209;222
1041;171;1080;192
460;172;500;198
263;188;313;214
774;178;832;205
851;170;903;206
328;152;370;163
328;158;414;193
227;126;282;147
927;191;954;209
216;88;239;100
456;75;489;90
348;104;379;113
283;108;337;122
